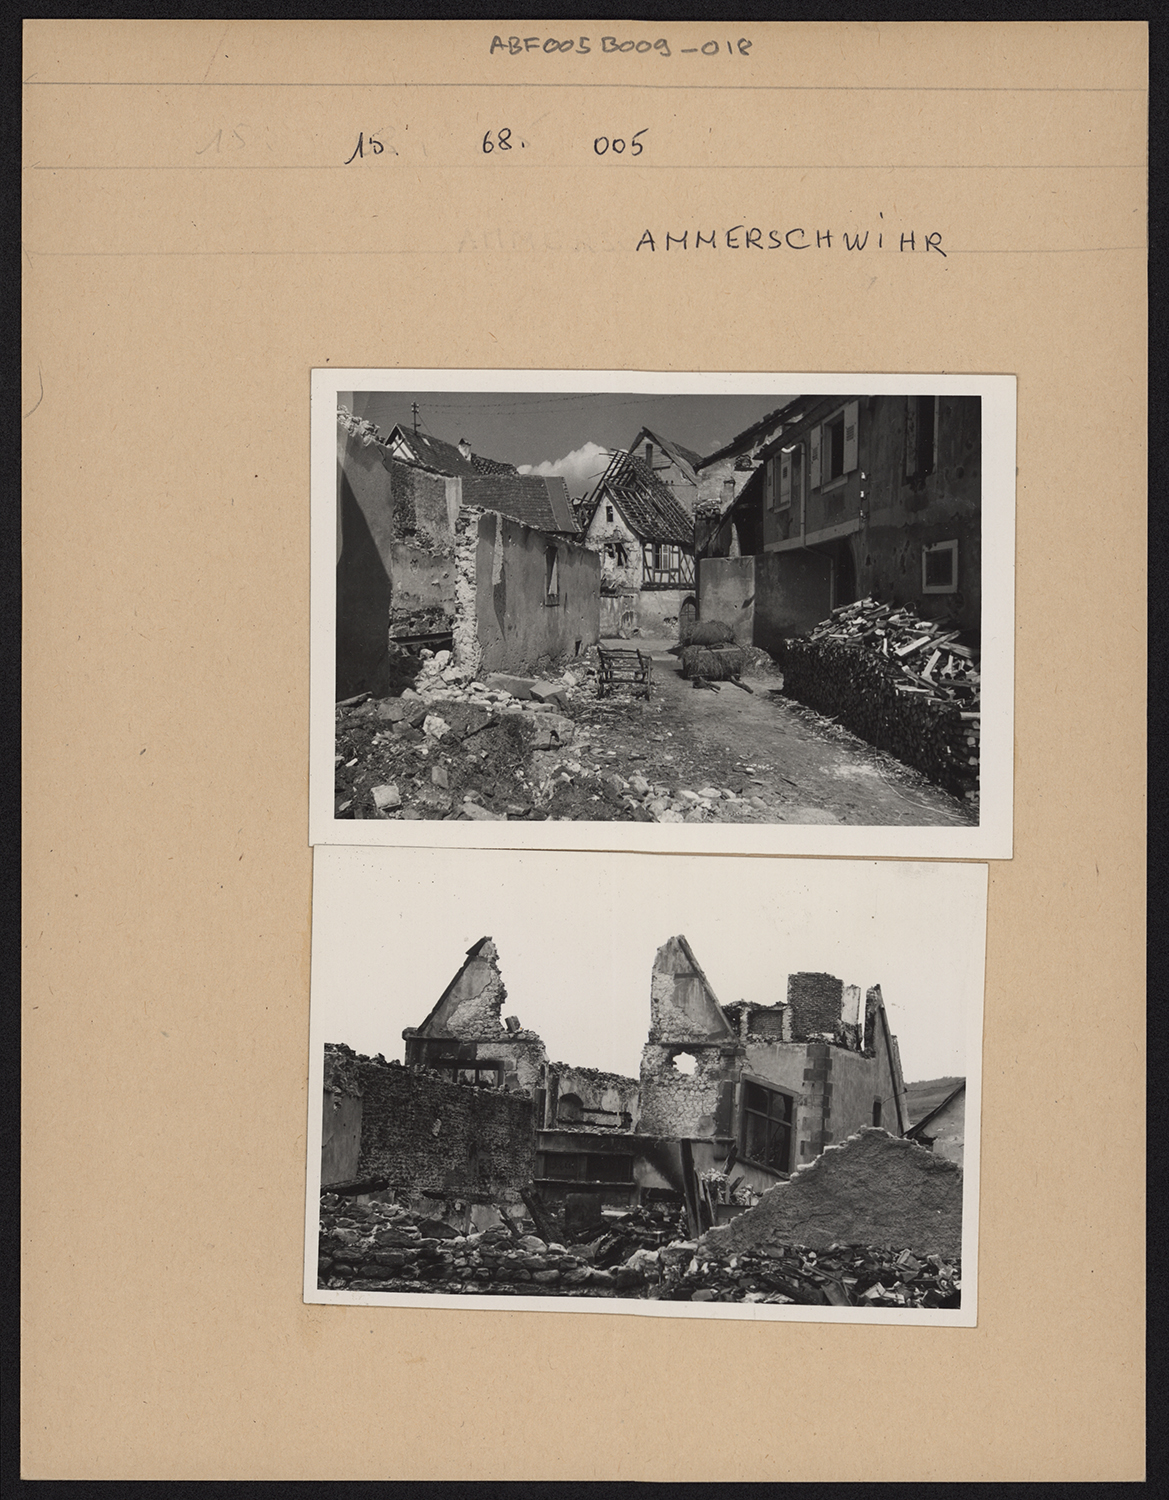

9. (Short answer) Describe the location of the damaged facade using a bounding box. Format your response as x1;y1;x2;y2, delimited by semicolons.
578;448;698;638
323;931;911;1241
336;409;600;698
696;394;982;655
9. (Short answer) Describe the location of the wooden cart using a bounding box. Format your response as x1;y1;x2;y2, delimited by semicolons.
597;646;653;699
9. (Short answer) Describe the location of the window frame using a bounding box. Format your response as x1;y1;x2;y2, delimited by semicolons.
739;1075;797;1175
921;538;959;594
544;545;561;607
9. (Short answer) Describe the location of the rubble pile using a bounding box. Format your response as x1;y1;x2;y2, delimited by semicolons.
660;1241;962;1307
335;648;772;824
317;1195;654;1296
782;597;980;797
317;1194;960;1307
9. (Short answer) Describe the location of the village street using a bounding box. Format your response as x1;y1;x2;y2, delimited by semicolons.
567;638;975;826
334;637;975;827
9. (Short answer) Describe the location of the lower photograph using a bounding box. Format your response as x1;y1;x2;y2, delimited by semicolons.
305;847;986;1324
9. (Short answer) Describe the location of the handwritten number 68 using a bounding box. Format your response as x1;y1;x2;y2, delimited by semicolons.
482;128;513;153
594;129;647;157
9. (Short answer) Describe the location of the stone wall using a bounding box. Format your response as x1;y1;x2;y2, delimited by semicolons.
702;1127;963;1258
321;1044;364;1186
696;555;755;644
696;550;835;657
474;512;600;676
546;1063;641;1130
354;1056;536;1198
638;1043;736;1137
787;972;845;1040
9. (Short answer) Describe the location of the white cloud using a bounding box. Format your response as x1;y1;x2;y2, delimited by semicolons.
518;440;611;497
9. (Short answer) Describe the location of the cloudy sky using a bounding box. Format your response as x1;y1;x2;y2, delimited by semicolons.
343;389;793;497
310;848;986;1086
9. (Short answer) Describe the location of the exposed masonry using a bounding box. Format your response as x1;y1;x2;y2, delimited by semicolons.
546;1062;640;1131
332;932;912;1216
451;506;484;675
326;1046;536;1198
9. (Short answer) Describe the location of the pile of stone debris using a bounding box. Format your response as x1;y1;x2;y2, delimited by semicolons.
334;648;767;824
317;1195;960;1307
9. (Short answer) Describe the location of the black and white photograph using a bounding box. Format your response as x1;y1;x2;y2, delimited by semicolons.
310;371;1014;858
305;848;985;1325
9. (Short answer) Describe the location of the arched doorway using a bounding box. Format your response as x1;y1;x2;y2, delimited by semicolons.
678;595;698;644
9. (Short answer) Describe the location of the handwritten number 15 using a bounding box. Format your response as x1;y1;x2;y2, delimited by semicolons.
345;132;388;163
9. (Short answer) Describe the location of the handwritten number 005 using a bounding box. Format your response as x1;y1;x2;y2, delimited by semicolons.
594;130;647;157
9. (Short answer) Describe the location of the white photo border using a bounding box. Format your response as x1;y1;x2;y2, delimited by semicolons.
310;369;1015;858
302;847;985;1327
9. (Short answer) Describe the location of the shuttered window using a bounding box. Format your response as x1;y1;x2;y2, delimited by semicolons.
813;401;860;487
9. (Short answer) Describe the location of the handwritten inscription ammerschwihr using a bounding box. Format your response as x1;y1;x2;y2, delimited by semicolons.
635;227;947;255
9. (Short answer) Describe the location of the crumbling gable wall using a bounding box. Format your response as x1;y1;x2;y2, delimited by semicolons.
702;1126;963;1258
354;1055;535;1198
403;937;547;1092
639;936;739;1137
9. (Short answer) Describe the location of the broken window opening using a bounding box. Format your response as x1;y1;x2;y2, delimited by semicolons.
557;1092;584;1124
872;1099;883;1126
670;1051;698;1076
544;546;560;606
445;1062;503;1088
605;503;615;524
741;1079;795;1173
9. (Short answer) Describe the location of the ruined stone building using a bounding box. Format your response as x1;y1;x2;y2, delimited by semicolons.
336;409;600;699
323;933;910;1233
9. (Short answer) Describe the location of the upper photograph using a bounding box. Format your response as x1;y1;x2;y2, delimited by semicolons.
309;372;1015;856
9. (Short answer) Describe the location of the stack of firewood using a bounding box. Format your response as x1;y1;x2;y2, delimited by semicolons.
806;598;980;706
783;598;980;798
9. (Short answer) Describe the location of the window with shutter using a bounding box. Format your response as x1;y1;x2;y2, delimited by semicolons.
809;427;821;489
779;449;792;509
843;400;859;473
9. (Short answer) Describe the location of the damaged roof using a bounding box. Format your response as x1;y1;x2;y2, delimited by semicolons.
463;472;579;535
583;451;695;547
387;427;484;476
629;427;704;482
697;401;803;470
905;1078;966;1135
387;425;578;534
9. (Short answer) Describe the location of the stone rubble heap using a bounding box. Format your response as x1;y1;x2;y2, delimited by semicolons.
317;1195;961;1307
335;649;768;824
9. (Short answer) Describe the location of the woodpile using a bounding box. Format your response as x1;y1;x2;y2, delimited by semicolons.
782;597;980;798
